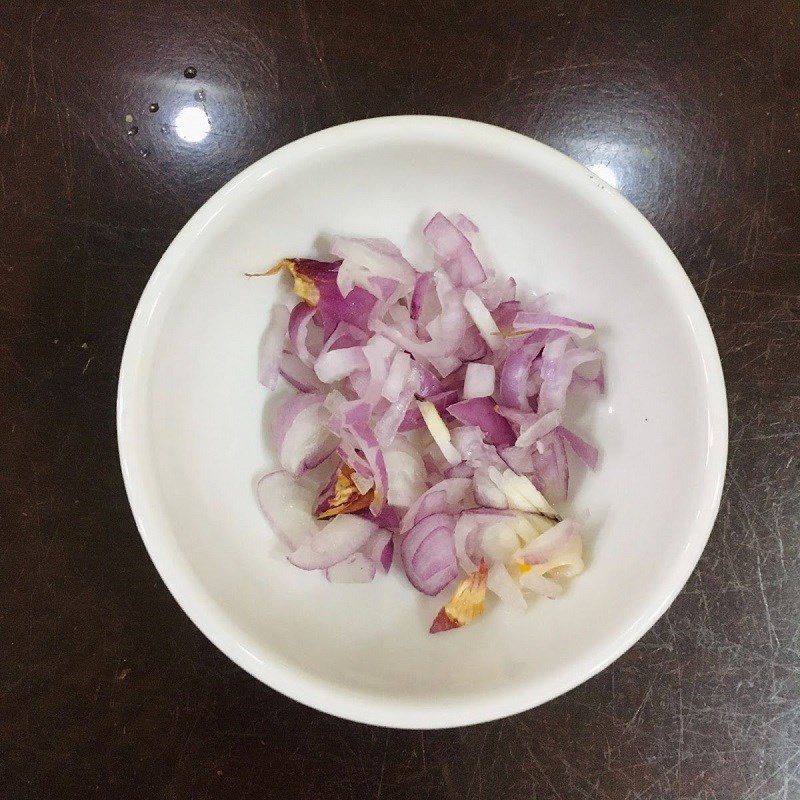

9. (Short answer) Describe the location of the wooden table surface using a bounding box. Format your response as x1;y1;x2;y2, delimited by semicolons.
1;1;798;798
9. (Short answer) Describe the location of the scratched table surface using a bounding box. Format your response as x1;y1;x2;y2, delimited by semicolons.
1;0;799;798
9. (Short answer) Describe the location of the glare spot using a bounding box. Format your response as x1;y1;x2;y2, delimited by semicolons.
174;106;210;142
587;163;619;189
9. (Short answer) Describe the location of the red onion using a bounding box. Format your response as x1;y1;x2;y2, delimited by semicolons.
513;311;595;338
462;362;495;399
397;389;458;433
519;570;562;598
445;462;475;479
517;519;580;565
410;271;434;320
326;553;377;583
476;275;516;311
538;341;601;415
557;426;599;469
361;335;396;403
401;513;459;595
273;393;337;476
289;514;378;570
383;438;426;508
462;290;502;350
257;471;320;549
256;213;603;631
318;284;377;338
369;276;402;302
530;436;569;502
279;351;324;393
361;529;394;572
382;351;411;402
423;272;469;361
498;445;537;475
571;368;605;396
450;212;479;236
455;325;488;363
415;364;445;398
258;304;290;390
319;321;368;356
282;258;376;339
487;564;527;609
492;300;521;330
375;368;421;446
423;213;486;287
450;426;506;469
453;508;517;571
498;331;550;409
447;397;515;447
288;302;318;366
330;236;417;290
400;477;472;533
339;402;389;514
428;354;462;378
314;346;369;383
363;505;402;534
516;410;562;448
372;319;457;362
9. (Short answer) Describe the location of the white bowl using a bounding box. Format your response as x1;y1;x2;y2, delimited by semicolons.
118;116;727;728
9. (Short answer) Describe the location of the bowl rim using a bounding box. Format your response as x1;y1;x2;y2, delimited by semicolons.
117;115;728;729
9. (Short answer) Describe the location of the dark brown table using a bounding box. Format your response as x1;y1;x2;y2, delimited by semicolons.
2;1;798;797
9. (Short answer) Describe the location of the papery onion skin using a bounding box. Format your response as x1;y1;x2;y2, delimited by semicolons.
430;561;489;633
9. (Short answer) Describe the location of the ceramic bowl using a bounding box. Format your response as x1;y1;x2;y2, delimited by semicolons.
118;116;727;728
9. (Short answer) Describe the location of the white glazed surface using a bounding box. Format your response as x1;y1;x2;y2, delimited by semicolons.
117;116;727;728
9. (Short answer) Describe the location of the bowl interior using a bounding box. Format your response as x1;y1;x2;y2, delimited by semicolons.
119;118;726;727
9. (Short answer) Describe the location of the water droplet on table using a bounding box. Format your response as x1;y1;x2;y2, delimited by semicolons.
184;66;197;79
194;88;206;102
126;124;138;136
149;102;159;113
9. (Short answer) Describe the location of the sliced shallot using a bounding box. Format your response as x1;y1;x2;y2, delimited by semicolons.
401;512;459;596
257;470;321;549
289;514;378;570
462;362;495;399
259;304;290;390
273;393;337;476
255;212;603;633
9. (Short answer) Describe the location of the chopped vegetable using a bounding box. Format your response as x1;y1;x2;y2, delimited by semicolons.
253;213;604;631
259;305;290;389
463;362;495;399
419;400;461;465
430;561;489;633
315;463;374;519
402;512;459;596
288;514;378;570
272;394;338;476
